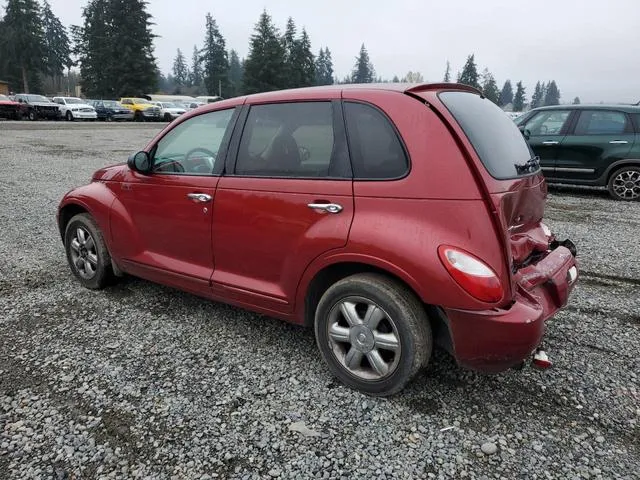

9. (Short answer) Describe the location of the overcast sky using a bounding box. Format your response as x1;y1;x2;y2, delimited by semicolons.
45;0;640;103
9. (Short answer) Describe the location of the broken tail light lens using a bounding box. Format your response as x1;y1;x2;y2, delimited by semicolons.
438;246;504;303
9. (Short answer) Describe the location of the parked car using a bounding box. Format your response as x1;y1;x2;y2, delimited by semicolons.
177;100;206;111
88;99;134;122
152;101;187;122
516;104;640;200
52;96;98;121
195;95;224;104
0;94;25;120
14;93;61;120
57;83;578;396
119;97;162;122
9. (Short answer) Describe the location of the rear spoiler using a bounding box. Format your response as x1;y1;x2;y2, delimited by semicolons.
405;83;482;96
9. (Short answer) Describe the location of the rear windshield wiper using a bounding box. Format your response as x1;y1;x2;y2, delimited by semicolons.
514;156;540;174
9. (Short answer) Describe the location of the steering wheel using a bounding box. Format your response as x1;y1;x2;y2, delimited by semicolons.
185;148;217;173
298;146;311;162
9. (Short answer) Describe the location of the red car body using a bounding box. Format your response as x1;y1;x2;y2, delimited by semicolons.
0;94;24;119
58;83;578;376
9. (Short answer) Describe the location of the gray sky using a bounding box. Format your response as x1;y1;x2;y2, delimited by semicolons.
47;0;640;103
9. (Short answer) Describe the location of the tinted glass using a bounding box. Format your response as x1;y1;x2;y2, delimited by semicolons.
152;109;235;175
344;102;408;179
523;110;571;136
236;102;336;177
574;110;627;135
439;91;535;179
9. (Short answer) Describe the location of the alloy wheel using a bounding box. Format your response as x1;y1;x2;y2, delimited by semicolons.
326;297;401;381
612;170;640;200
69;227;99;279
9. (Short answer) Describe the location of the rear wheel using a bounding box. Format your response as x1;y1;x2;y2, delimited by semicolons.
314;273;432;396
164;113;172;122
28;110;37;121
134;111;144;122
607;166;640;201
64;213;114;289
66;111;73;121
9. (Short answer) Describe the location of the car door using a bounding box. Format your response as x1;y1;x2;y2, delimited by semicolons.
112;107;239;295
211;100;354;315
520;109;573;176
554;109;634;183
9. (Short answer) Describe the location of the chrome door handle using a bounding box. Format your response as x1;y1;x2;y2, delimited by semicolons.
609;140;628;144
542;141;559;145
308;203;343;214
187;193;212;203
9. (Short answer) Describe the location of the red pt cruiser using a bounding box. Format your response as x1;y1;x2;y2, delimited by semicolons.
57;83;579;396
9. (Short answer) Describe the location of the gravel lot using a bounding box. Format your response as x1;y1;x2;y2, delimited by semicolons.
1;122;639;480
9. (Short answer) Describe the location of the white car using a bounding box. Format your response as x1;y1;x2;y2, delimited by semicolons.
152;102;187;121
52;97;97;121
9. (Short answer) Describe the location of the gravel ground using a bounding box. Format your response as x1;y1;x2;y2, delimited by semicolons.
0;121;638;480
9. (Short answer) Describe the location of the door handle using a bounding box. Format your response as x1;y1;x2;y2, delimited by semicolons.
187;193;212;203
609;140;628;144
307;203;343;214
542;141;559;145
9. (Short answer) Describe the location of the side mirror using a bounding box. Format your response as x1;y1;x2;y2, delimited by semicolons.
128;151;152;174
518;125;531;140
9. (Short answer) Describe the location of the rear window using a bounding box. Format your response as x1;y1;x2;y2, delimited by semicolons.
439;91;536;179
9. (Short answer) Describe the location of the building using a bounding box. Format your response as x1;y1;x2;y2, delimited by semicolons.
0;81;8;96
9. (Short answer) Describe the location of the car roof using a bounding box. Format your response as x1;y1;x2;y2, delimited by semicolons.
530;104;640;114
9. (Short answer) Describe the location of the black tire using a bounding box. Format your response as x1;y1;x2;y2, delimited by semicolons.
64;213;114;289
66;111;73;121
134;111;144;122
164;113;172;122
28;110;37;121
106;114;113;122
607;166;640;201
314;273;432;396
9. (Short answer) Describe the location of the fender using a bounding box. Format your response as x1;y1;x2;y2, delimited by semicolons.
600;158;640;185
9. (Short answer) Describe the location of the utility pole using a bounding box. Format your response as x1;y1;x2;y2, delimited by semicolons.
218;80;221;97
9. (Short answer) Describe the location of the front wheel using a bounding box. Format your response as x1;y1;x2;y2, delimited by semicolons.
64;213;114;289
314;273;432;396
28;110;37;121
607;166;640;201
66;111;73;121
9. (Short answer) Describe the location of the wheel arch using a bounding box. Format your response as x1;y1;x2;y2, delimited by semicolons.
604;159;640;185
57;202;90;242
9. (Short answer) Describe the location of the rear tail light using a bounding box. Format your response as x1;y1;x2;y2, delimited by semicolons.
437;246;504;303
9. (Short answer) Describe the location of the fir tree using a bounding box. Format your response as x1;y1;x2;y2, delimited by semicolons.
530;81;545;109
243;9;286;93
172;48;188;90
457;54;480;89
572;96;581;105
480;68;500;104
190;45;203;88
322;48;333;85
513;81;526;112
499;80;514;107
544;80;560;106
351;43;375;83
201;13;228;97
443;60;451;82
227;49;243;97
42;0;71;78
289;27;314;88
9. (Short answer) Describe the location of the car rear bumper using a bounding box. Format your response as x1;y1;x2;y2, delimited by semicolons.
443;244;578;372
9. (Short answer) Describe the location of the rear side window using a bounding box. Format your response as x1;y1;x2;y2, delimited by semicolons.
344;102;408;179
235;102;339;178
439;91;535;179
522;110;571;136
574;110;628;135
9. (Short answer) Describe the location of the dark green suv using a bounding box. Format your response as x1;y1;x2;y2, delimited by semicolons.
515;104;640;200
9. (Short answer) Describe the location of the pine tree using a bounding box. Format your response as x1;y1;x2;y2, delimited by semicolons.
443;60;451;82
572;96;581;105
351;43;375;83
314;48;325;86
480;68;500;105
457;54;480;89
243;9;287;93
402;71;424;83
498;80;513;107
392;75;400;83
41;0;71;78
189;45;203;89
172;48;188;90
201;13;228;97
544;80;560;106
227;49;243;97
1;0;47;92
513;81;526;112
530;81;544;109
293;28;315;87
73;0;157;98
322;48;333;85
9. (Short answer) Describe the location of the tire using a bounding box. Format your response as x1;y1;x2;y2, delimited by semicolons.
134;111;144;122
28;110;37;121
607;166;640;201
314;273;432;396
164;113;172;122
106;115;113;122
64;213;114;289
66;111;73;121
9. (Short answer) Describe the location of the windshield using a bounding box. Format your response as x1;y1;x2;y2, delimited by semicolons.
25;95;50;102
161;102;178;108
134;98;152;104
439;91;537;179
65;98;84;104
103;100;120;107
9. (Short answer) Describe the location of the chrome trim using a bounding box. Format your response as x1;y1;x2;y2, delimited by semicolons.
555;167;595;173
542;141;559;145
609;140;629;144
541;167;554;171
187;193;212;203
307;203;343;214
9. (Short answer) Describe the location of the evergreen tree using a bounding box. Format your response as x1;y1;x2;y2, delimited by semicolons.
480;68;500;105
544;80;560;106
201;13;228;97
323;47;333;85
443;60;451;82
243;9;287;93
572;96;581;105
498;80;513;107
1;0;46;92
282;17;298;88
172;48;188;90
73;0;157;98
227;49;243;97
314;48;325;86
289;28;314;88
351;43;375;83
42;0;71;78
513;81;526;112
189;45;203;88
530;81;544;109
392;75;400;83
402;71;424;83
457;54;480;89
